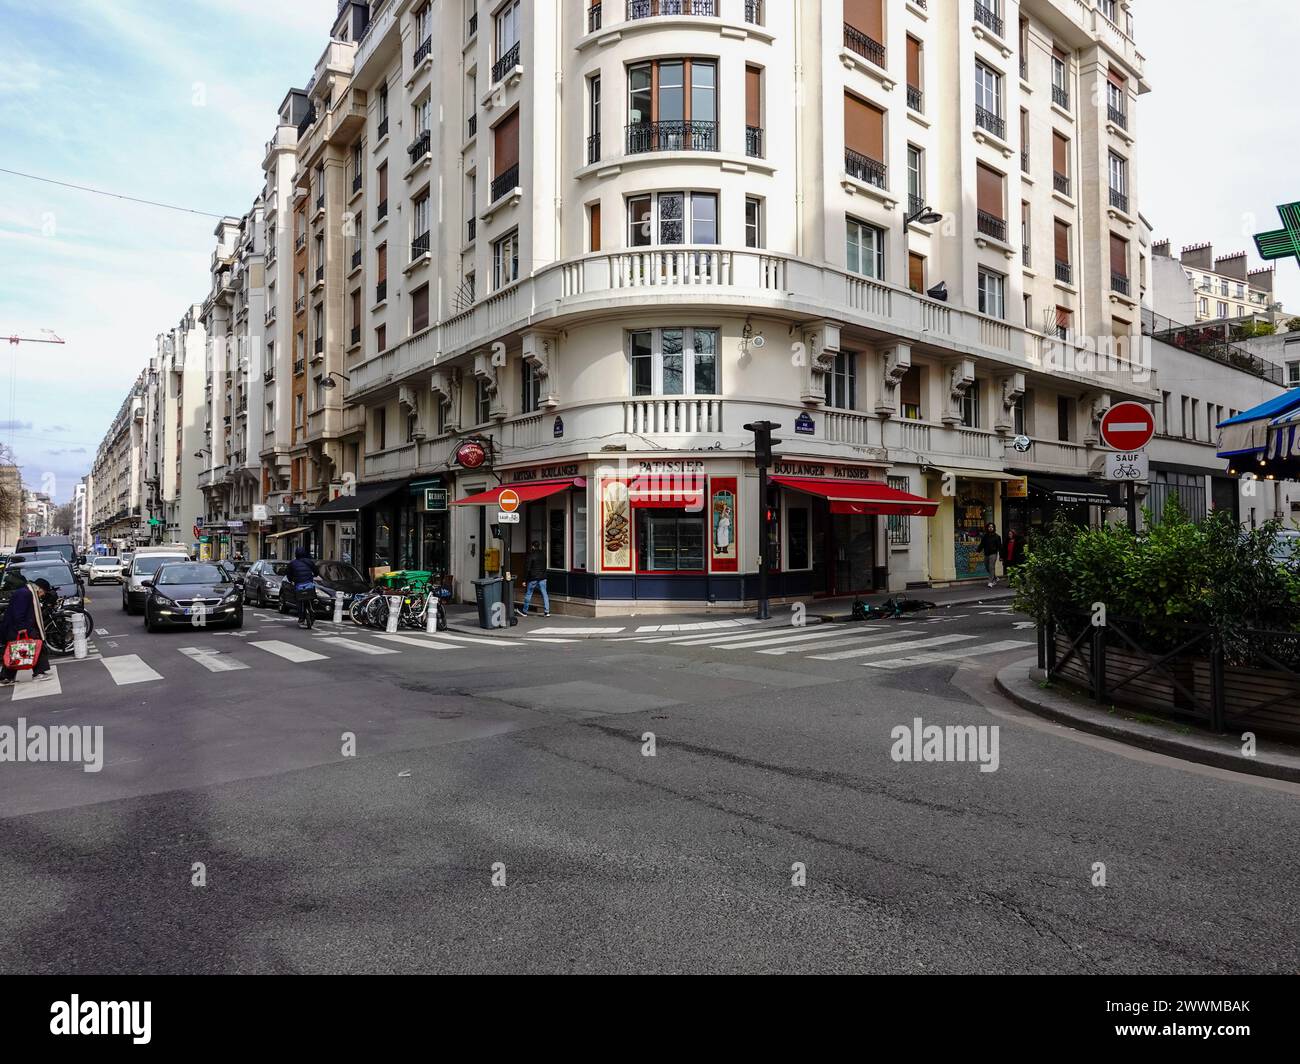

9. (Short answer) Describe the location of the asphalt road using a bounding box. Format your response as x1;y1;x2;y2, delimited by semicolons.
0;589;1296;974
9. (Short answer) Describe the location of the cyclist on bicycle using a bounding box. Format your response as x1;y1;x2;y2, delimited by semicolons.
287;546;318;629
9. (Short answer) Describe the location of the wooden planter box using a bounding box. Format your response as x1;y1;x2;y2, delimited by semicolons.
1053;634;1206;721
1192;661;1300;741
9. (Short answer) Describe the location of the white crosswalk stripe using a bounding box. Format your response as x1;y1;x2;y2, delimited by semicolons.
756;628;925;656
862;640;1033;669
101;655;164;685
638;625;833;647
178;647;250;673
529;626;625;636
12;667;61;700
249;640;328;663
432;631;523;647
635;619;762;633
373;634;463;650
314;637;400;656
711;626;896;652
808;634;976;662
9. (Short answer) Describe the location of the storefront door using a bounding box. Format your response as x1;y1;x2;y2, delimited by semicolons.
829;514;875;595
419;513;448;576
954;481;996;579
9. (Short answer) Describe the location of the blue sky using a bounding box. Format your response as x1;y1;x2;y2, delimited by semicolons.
0;0;333;502
1;0;1298;504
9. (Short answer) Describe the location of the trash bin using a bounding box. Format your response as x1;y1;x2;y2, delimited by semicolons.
472;577;506;629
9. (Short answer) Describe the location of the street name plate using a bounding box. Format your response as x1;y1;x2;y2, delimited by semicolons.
1105;451;1149;482
496;511;521;524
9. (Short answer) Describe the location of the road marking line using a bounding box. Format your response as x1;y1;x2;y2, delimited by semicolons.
711;626;897;651
809;634;975;661
756;629;926;656
12;666;61;700
101;655;164;685
178;647;250;673
529;637;582;643
639;625;840;647
315;636;401;656
528;626;625;635
863;640;1034;669
248;640;328;663
95;628;108;635
429;632;522;647
373;634;463;650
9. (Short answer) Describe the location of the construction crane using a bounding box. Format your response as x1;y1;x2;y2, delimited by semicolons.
6;331;65;345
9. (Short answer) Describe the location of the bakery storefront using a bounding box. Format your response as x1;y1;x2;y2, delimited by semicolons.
452;456;936;613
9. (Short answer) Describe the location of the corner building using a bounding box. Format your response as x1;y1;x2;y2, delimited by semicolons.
332;0;1154;613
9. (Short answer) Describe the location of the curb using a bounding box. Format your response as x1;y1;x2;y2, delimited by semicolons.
446;617;825;639
995;657;1300;784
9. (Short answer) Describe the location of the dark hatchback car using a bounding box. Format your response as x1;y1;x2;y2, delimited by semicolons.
243;560;289;607
278;560;368;616
142;562;243;632
0;560;85;612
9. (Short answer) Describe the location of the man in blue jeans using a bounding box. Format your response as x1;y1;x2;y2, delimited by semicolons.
517;540;550;617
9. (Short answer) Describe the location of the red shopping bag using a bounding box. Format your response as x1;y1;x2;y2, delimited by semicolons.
3;629;42;671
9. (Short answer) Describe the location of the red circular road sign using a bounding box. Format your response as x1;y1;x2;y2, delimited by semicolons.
498;488;521;513
1100;402;1155;451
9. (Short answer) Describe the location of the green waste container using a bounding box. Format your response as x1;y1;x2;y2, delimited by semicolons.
472;577;517;628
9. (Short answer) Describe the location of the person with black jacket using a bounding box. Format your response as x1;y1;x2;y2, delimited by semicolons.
0;577;53;685
517;540;550;618
980;523;1004;588
286;546;318;629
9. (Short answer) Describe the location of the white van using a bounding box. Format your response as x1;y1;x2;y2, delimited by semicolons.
122;546;192;614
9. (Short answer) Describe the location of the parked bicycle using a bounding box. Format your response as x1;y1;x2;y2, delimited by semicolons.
42;598;95;655
350;573;449;631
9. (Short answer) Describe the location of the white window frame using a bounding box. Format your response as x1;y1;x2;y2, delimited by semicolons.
846;217;885;280
628;327;720;397
1108;152;1127;196
495;0;521;58
744;196;763;249
975;62;1003;119
978;268;1006;320
626;191;718;246
493;229;520;288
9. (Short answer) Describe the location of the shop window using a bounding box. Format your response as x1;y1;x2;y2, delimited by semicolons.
628;327;719;396
637;511;705;572
824;351;857;409
548;509;566;569
787;507;810;570
887;475;912;545
572;495;588;570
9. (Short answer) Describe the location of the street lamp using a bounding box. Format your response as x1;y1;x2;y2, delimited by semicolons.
319;371;351;390
905;203;943;228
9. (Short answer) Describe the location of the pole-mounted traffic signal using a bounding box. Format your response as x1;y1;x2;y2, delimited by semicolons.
744;421;781;620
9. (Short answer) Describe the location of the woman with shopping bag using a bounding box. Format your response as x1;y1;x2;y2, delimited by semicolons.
0;577;52;686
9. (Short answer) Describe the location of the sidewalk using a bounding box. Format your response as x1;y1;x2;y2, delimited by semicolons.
996;656;1300;784
446;583;1018;638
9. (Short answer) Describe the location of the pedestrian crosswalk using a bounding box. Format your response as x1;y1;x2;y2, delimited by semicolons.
3;625;520;701
621;623;1033;671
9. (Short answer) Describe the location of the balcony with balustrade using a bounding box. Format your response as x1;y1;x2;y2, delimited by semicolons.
843;22;885;69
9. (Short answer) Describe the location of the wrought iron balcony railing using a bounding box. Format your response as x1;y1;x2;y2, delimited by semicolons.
843;23;886;68
375;279;387;303
1111;272;1131;296
1052;84;1070;109
588;3;602;32
1109;188;1129;214
407;129;431;164
626;120;717;154
977;210;1007;244
974;2;1004;38
1108;104;1128;129
626;0;715;18
746;126;764;159
490;162;520;202
587;132;601;164
491;40;521;85
411;231;431;260
413;37;432;67
975;105;1006;140
844;148;886;189
907;85;923;112
1055;260;1073;284
1053;171;1071;197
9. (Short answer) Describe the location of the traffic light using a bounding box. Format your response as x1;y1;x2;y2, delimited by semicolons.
743;421;782;468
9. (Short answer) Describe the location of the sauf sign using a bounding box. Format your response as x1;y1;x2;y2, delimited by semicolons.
1100;401;1154;531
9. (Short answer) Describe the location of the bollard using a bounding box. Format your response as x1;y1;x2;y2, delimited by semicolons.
386;595;401;634
334;591;344;624
426;595;437;634
72;611;88;660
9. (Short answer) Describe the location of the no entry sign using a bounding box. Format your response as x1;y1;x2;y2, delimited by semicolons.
1100;402;1155;451
498;488;521;513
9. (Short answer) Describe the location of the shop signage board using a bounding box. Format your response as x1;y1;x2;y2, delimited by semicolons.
1100;403;1155;452
424;487;448;512
1005;477;1029;498
252;505;269;521
1105;451;1150;482
454;439;489;469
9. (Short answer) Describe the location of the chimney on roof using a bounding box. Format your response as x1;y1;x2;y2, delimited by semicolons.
1214;251;1248;281
1180;242;1213;270
1248;266;1275;296
1152;239;1171;257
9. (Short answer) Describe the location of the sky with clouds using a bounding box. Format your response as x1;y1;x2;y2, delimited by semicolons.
1;0;1297;503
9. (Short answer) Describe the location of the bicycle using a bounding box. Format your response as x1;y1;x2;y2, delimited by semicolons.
42;599;95;655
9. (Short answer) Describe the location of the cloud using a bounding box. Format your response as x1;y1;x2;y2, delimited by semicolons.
0;421;33;432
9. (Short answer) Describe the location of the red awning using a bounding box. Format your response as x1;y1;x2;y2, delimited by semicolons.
770;475;939;517
451;477;585;506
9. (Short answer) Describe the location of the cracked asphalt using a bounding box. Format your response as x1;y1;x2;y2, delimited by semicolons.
0;605;1296;973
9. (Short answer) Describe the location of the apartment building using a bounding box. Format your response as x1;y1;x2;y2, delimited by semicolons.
154;304;209;544
72;479;89;549
289;0;1150;610
0;465;23;550
1151;239;1279;325
89;375;147;546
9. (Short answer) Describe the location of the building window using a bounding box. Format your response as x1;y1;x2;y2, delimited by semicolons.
1051;50;1069;106
1057;396;1073;442
588;74;601;163
1287;361;1300;386
494;229;520;288
475;378;491;424
376;324;387;352
627;59;718;152
411;283;429;333
495;0;521;69
522;360;541;413
977;268;1006;319
1217;301;1228;318
900;365;921;420
824;351;856;410
637;511;705;572
745;197;763;249
1199;297;1209;316
1012;394;1026;436
373;407;387;451
975;61;1003;121
588;201;602;253
629;327;719;396
626;191;717;246
961;380;981;428
887;475;912;545
846;217;885;279
907;144;924;214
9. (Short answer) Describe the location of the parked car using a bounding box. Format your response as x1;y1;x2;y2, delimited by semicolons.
15;535;81;567
87;555;124;584
0;559;85;614
278;560;369;616
1272;529;1300;564
244;560;289;607
141;561;243;632
122;551;190;614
